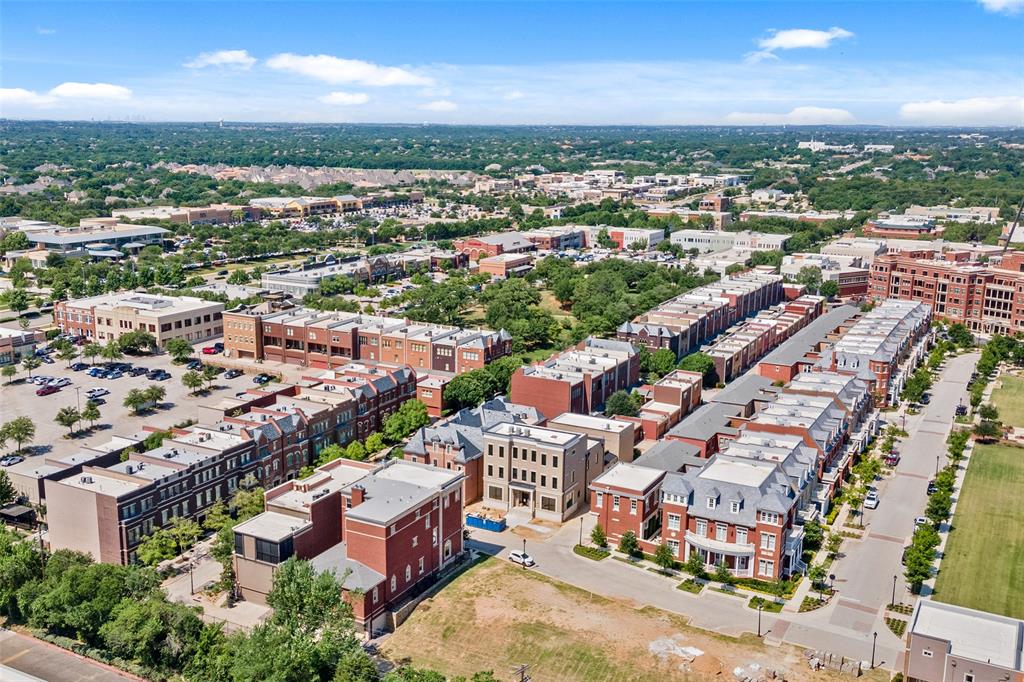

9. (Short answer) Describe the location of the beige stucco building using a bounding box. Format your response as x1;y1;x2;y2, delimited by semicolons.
55;292;225;346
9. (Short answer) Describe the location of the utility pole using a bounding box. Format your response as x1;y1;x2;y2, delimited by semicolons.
511;664;530;682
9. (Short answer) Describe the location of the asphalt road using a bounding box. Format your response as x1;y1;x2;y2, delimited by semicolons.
0;629;136;681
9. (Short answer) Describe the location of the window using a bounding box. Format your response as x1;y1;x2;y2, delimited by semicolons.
707;497;717;509
716;523;728;541
488;486;503;501
540;496;556;512
391;575;397;592
758;559;774;577
736;528;748;545
612;495;620;511
552;477;558;488
412;536;418;548
595;492;603;508
920;649;933;659
405;565;412;582
730;501;740;514
964;675;974;682
552;456;558;468
667;539;680;555
760;532;776;551
372;586;379;604
759;511;780;524
667;513;681;531
425;515;431;529
418;557;425;575
696;519;707;537
630;498;637;515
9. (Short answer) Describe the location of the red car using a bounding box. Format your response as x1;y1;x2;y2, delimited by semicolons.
36;385;60;396
202;343;224;355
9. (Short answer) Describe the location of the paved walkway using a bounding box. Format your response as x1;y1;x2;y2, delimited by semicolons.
0;629;138;681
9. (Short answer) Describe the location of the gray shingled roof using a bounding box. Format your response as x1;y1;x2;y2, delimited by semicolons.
759;304;859;367
666;402;742;441
711;374;778;408
634;440;704;473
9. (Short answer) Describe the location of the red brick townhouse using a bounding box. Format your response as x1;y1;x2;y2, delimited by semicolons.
509;336;640;417
303;362;417;440
233;458;465;635
453;232;536;260
223;304;512;373
590;453;804;580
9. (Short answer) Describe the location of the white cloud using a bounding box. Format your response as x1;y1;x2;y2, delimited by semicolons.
899;96;1024;125
725;106;856;125
0;88;56;106
978;0;1024;13
417;100;457;112
36;27;56;35
757;27;853;53
319;91;370;106
265;53;432;86
185;49;256;70
503;90;525;100
48;82;132;100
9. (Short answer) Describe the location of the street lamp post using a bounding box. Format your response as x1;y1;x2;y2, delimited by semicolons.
578;516;583;547
891;574;897;608
522;538;526;570
935;455;940;476
871;631;878;669
757;602;764;637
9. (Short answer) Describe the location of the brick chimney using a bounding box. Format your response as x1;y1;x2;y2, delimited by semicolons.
350;484;365;507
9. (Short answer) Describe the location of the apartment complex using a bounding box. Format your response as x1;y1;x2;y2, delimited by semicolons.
481;422;607;522
617;270;784;357
869;250;1024;335
904;600;1024;682
223;303;512;372
54;292;224;346
261;252;431;296
509;337;640;417
618;369;704;441
248;195;362;218
303;363;417;440
233;458;464;634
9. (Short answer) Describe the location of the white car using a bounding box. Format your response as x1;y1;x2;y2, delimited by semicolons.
914;516;930;528
508;550;535;567
30;375;53;385
85;387;110;398
863;491;879;509
48;377;71;388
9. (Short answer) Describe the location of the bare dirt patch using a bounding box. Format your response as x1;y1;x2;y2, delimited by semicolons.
382;557;859;681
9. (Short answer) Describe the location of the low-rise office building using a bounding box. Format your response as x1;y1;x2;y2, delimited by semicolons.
0;325;45;365
454;232;536;260
477;252;534;279
54;292;224;346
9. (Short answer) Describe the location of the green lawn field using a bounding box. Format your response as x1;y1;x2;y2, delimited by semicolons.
990;374;1024;428
933;443;1024;618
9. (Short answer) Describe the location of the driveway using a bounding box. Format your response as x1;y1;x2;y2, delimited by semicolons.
0;629;138;681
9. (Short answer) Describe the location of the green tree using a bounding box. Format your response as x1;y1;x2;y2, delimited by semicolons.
713;560;733;585
0;471;17;507
144;384;166;405
202;364;219;390
1;363;17;384
604;390;639;418
57;345;79;366
365;432;386;454
54;406;81;437
618;530;640;557
977;403;999;421
973;419;1003;442
825;531;843;560
166;338;194;363
182;370;205;395
819;279;839;299
925;489;952;526
802;519;823;551
345;440;368;461
117;330;157;354
99;596;205;670
684;549;706;578
137;528;177;566
0;526;42;619
808;563;828;601
947;323;974;347
168;516;201;554
315;443;346;466
123;388;150;414
226;269;251;285
653;543;676;572
794;265;822;294
590;523;607;548
443;372;494;411
3;417;35;453
1;288;30;315
20;355;41;379
678;351;719;388
83;342;103;365
99;339;123;364
382;399;431;443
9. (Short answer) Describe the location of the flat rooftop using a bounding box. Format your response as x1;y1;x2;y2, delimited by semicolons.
486;422;582;447
547;412;631;433
698;457;775;488
234;511;313;542
592;462;664;491
911;600;1024;670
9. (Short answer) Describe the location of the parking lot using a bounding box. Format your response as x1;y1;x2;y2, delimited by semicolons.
0;342;260;462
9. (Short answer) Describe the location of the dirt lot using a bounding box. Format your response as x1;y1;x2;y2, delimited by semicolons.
383;557;858;682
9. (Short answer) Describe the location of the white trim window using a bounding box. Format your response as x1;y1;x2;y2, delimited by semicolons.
758;559;774;577
630;498;637;515
595;492;603;508
667;513;681;531
760;532;776;551
612;495;620;512
696;519;707;537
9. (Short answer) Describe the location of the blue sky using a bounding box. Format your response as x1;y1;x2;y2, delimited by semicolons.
2;0;1022;125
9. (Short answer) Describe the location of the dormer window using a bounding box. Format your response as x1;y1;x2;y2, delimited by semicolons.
730;501;740;514
707;497;717;509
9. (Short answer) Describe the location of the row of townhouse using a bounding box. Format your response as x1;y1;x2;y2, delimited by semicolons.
704;295;824;384
41;366;421;565
590;366;877;580
260;252;436;297
233;457;464;635
223;303;512;374
509;337;640;418
617;270;785;358
54;292;225;346
869;249;1024;335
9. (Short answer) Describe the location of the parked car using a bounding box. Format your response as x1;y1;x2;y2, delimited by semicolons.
508;550;535;567
224;369;243;379
36;385;60;396
87;367;107;378
148;370;171;381
920;393;931;405
129;367;148;376
87;397;106;406
202;346;219;355
252;374;272;385
106;370;124;380
47;377;71;388
955;404;968;416
30;375;53;385
186;360;203;371
40;355;54;364
863;490;879;509
70;362;89;372
885;453;900;467
86;388;110;399
926;480;938;495
0;456;24;467
914;516;930;528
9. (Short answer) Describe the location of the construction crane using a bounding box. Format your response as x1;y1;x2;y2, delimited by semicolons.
998;195;1024;255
